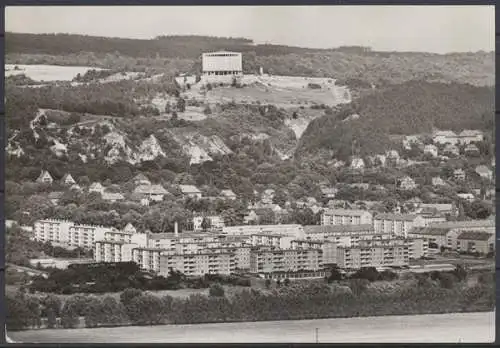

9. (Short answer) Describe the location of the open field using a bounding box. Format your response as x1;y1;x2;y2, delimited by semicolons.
10;312;495;343
5;64;104;82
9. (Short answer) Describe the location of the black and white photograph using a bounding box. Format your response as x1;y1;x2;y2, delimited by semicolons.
4;5;496;343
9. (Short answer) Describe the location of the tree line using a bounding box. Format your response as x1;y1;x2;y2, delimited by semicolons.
7;269;494;331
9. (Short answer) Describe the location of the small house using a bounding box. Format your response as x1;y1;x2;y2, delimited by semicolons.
423;144;438;157
61;173;76;186
133;173;151;186
432;130;458;145
36;170;54;184
453;169;466;181
398;176;417;190
220;189;237;200
464;144;480;156
48;191;64;205
443;144;460;156
134;184;168;202
458;130;484;145
179;185;202;199
475;165;493;181
431;176;446;187
350;157;365;170
89;182;105;195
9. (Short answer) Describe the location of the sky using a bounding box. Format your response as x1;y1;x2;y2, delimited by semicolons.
5;6;495;53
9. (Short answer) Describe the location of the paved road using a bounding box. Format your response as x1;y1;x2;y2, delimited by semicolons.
10;312;495;343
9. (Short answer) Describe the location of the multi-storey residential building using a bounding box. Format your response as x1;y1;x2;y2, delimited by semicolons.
159;250;236;277
373;214;426;237
249;248;323;274
193;215;225;231
409;220;495;250
147;232;220;251
456;231;495;254
206;246;252;270
250;233;295;249
94;240;137;263
304;224;375;240
222;224;305;239
132;247;163;273
336;239;410;270
68;223;110;249
94;231;148;262
415;208;447;226
33;219;73;245
320;209;373;226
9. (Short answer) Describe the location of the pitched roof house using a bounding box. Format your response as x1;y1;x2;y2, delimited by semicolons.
458;130;484;145
179;185;202;198
398;176;417;190
133;173;151;186
36;170;54;184
432;130;458;145
89;182;105;194
48;191;64;205
61;173;76;186
464;144;480;155
102;192;125;202
220;189;237;200
134;184;169;202
475;165;493;181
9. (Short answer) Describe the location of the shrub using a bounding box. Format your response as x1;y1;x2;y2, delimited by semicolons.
120;288;143;307
209;283;225;297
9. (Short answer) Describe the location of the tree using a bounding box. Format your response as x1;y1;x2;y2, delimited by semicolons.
265;278;271;289
283;278;290;287
177;98;186;113
203;105;212;115
6;293;32;330
126;294;164;325
165;102;171;114
326;266;343;282
209;284;225;297
42;294;62;329
201;217;211;231
464;200;492;220
120;288;143;307
349;278;369;296
60;299;80;328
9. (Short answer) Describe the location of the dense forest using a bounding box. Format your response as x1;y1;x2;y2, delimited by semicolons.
297;81;495;159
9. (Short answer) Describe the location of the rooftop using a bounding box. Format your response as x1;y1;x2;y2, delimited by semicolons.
323;209;370;216
179;185;201;194
428;219;495;229
304;224;373;235
374;213;420;222
457;230;493;241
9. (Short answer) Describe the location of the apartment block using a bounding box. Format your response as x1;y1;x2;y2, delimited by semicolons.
336;241;410;270
373;214;426;238
249;248;323;274
320;209;373;226
33;219;74;245
68;224;110;249
159;250;236;277
250;233;295;249
304;224;375;241
94;240;136;263
132;247;163;273
222;224;305;239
